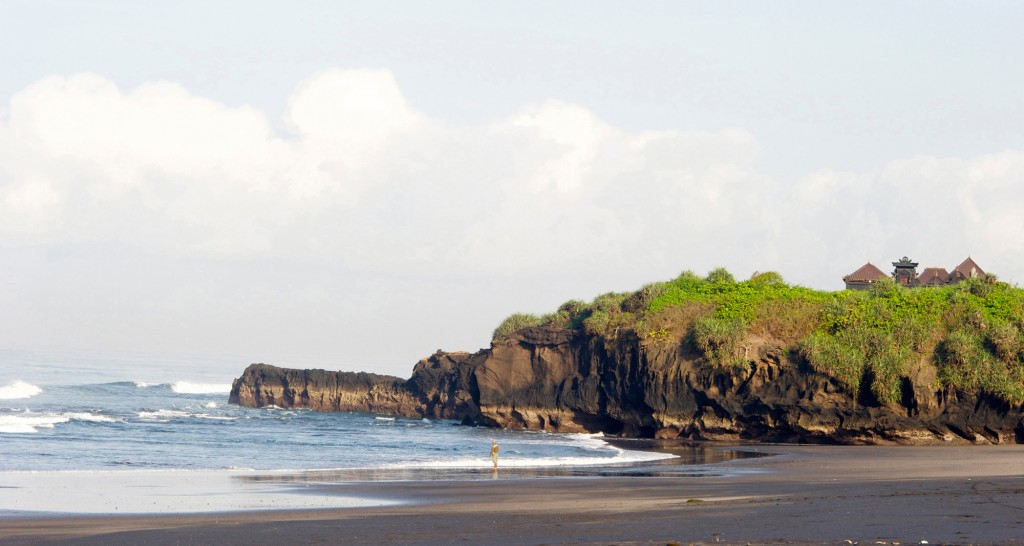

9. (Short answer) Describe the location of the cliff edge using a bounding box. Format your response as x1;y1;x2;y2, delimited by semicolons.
231;269;1024;444
229;325;1024;445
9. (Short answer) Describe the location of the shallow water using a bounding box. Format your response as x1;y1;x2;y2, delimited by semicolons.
0;349;757;514
1;350;679;472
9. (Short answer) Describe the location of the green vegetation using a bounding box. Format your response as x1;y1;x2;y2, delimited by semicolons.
492;312;543;342
492;268;1024;405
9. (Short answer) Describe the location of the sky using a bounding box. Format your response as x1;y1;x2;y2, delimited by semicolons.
2;1;1024;376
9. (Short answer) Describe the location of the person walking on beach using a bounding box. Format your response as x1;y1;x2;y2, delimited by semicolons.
490;440;499;469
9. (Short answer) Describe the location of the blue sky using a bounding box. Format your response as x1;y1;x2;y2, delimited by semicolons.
2;2;1023;375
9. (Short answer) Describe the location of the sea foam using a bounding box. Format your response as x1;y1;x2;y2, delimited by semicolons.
382;450;676;469
137;409;236;422
0;380;42;400
382;435;677;469
0;411;117;433
137;409;191;421
170;381;232;394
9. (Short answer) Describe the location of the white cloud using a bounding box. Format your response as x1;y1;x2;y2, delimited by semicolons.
4;69;1024;373
0;178;61;234
500;99;613;195
784;152;1024;285
284;68;423;173
2;69;1024;288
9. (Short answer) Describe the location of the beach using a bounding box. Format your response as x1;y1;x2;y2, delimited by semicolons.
4;444;1024;545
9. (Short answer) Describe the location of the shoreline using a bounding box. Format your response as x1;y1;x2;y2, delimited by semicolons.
0;439;734;517
5;444;1024;544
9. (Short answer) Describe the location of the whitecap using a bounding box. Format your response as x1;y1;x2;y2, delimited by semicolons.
64;412;118;423
137;409;235;422
195;414;236;421
138;409;191;421
0;411;115;433
0;414;65;433
170;381;232;394
0;423;38;433
0;380;42;400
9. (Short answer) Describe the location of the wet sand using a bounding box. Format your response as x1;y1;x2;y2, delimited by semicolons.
4;444;1024;545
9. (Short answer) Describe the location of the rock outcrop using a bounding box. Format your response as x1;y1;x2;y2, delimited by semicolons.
229;364;422;415
229;326;1024;445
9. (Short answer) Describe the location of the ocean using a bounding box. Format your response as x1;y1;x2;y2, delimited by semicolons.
0;349;708;514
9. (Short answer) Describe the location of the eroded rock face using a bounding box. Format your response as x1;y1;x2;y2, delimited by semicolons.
229;327;1024;445
228;364;422;415
406;350;484;421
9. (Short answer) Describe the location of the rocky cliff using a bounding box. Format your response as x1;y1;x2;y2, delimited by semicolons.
229;326;1024;445
229;364;421;415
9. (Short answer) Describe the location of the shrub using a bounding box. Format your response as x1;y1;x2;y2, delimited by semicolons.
540;310;571;328
622;282;669;313
557;299;590;329
583;310;635;338
937;326;1024;403
937;329;988;391
749;271;786;286
636;302;715;347
675;270;703;284
869;277;901;299
800;285;944;404
986;319;1021;363
706;267;736;284
591;292;629;313
692;315;747;366
868;340;912;405
645;271;708;313
749;297;823;345
558;299;588;316
801;333;867;393
964;277;994;298
492;313;543;342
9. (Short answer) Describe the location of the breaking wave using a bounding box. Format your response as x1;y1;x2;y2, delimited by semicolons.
0;381;42;400
137;409;236;422
0;411;118;433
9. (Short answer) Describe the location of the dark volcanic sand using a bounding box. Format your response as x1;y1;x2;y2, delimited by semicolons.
4;444;1024;545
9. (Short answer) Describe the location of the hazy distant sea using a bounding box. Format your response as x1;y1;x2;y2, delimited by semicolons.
0;350;687;513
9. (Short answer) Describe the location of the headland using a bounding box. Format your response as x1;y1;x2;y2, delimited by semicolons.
230;268;1024;445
